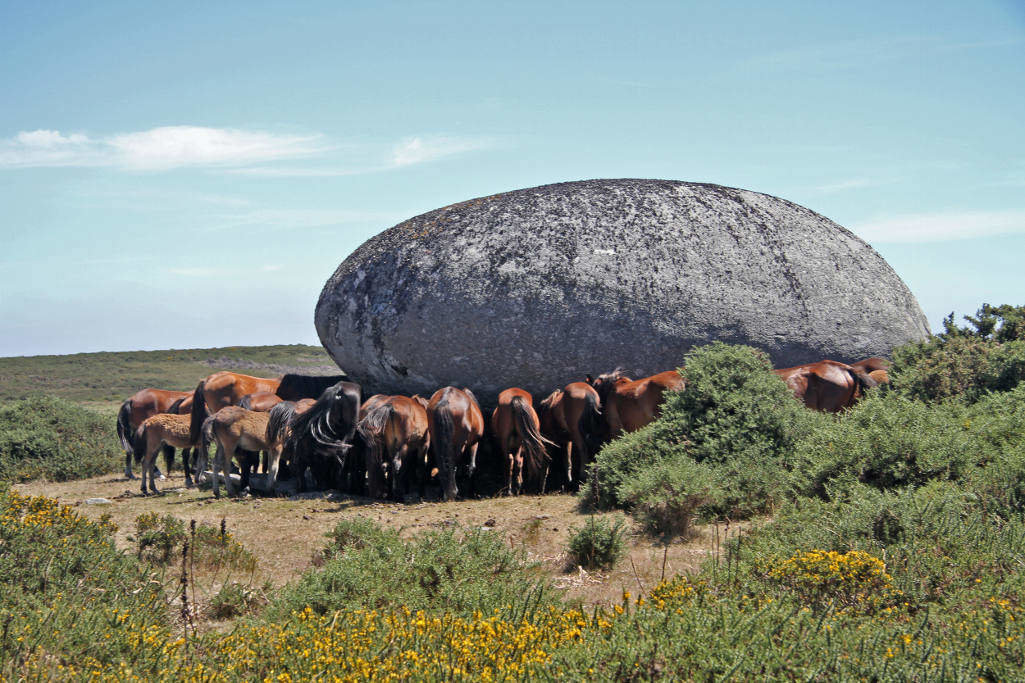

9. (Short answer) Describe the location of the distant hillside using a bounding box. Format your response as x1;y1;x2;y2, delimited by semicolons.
0;345;339;409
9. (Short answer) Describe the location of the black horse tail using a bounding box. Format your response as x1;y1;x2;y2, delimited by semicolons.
188;381;207;444
266;401;298;444
116;399;134;456
510;395;551;483
239;394;254;411
579;391;605;455
167;397;187;415
430;397;457;500
851;366;878;399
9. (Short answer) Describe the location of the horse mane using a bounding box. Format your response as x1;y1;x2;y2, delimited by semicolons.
238;394;254;410
166;397;187;414
266;400;298;444
276;373;348;401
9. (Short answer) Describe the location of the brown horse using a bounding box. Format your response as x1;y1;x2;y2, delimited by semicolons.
116;388;191;479
133;413;197;495
492;388;552;496
538;382;603;487
586;369;685;438
773;360;878;412
427;387;484;501
202;406;278;498
239;391;284;412
357;395;430;500
850;357;891;374
189;371;282;444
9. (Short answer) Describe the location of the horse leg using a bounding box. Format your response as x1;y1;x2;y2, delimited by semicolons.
212;443;225;499
391;444;411;501
267;446;283;493
514;444;525;496
140;445;152;495
466;442;480;498
224;447;239;498
564;439;576;488
125;451;135;480
182;448;194;488
572;432;590;488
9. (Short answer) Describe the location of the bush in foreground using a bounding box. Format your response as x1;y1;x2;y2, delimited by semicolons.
566;515;626;569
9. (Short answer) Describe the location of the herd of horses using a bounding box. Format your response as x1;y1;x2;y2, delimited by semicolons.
115;356;889;502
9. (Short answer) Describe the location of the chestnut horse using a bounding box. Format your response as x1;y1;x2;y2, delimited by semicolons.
116;388;191;479
202;406;279;498
586;369;685;438
538;382;603;488
427;387;484;501
239;391;284;412
492;388;552;496
850;357;891;374
189;371;281;444
133;413;196;495
356;395;430;500
773;360;878;412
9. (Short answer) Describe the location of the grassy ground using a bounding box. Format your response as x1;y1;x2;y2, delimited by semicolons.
0;344;337;409
13;473;746;615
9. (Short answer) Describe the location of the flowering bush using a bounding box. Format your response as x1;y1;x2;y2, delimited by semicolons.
763;549;901;612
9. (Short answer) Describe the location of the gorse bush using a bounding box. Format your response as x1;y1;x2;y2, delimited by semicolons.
585;342;825;519
795;384;1025;499
133;512;256;573
267;517;548;619
0;488;168;678
761;549;901;613
566;516;626;569
0;396;121;482
890;303;1025;403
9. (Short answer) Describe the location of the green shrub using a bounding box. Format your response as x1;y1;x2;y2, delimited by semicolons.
566;516;626;570
0;396;121;482
0;489;168;678
267;518;548;619
208;581;267;620
135;512;186;564
890;304;1025;403
618;457;717;539
585;343;825;518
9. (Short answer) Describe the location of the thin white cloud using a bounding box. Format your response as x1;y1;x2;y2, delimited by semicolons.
391;135;491;167
232;134;495;177
852;209;1025;243
0;126;325;170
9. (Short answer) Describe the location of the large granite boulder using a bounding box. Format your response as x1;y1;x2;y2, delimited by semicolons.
315;179;929;399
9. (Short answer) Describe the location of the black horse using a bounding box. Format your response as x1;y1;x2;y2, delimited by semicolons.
282;380;362;492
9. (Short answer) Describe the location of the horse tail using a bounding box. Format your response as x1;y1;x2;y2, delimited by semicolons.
510;396;550;480
266;401;298;444
357;403;394;496
189;381;208;444
851;366;878;399
201;415;217;455
579;391;605;454
116;399;134;455
430;397;456;499
167;397;186;415
239;394;254;411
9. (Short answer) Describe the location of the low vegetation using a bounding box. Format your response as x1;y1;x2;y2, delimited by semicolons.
2;303;1024;678
0;343;333;406
0;396;122;482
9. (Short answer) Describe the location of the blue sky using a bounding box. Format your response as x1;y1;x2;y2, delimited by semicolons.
1;1;1023;357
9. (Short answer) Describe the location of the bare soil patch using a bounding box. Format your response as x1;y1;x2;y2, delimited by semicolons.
15;473;753;608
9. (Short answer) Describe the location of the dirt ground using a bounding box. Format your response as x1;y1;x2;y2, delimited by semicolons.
15;473;754;609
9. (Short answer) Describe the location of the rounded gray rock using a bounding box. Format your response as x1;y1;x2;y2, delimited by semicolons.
315;179;929;399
